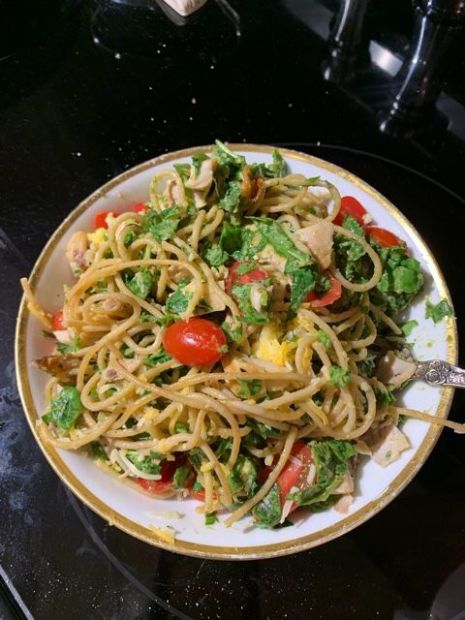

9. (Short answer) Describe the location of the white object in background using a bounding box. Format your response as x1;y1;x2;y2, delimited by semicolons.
160;0;207;16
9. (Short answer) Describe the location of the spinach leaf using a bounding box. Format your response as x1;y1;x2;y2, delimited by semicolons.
214;438;232;463
425;298;453;324
247;418;281;439
126;450;164;475
192;152;209;175
211;140;246;167
288;267;316;317
220;180;242;214
221;320;243;343
401;319;418;337
141;206;181;242
252;483;282;528
219;222;243;254
204;244;229;267
125;268;153;299
250;218;310;272
228;455;258;498
238;379;262;399
166;283;192;315
173;465;191;488
205;513;218;525
329;365;351;388
56;336;81;355
370;245;423;316
144;349;171;367
232;227;267;260
231;283;270;325
88;442;109;461
288;440;356;508
45;386;83;431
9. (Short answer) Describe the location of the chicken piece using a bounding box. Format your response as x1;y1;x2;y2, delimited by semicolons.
185;158;216;191
362;424;411;467
295;221;334;269
65;231;89;275
165;180;183;206
335;494;353;514
35;355;80;385
334;471;354;494
377;352;416;388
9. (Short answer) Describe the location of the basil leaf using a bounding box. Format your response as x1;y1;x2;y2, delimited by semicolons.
288;267;316;317
220;180;242;214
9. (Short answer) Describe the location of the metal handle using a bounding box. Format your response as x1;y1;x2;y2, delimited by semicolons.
414;360;465;388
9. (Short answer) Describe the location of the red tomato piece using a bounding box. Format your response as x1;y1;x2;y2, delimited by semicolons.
52;310;65;331
334;196;368;226
225;261;267;294
276;442;313;506
163;318;227;366
94;210;116;229
365;226;402;248
132;202;148;213
138;478;173;494
189;488;219;502
306;275;342;308
137;455;186;494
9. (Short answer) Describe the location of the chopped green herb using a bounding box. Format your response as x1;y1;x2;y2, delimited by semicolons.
250;218;310;273
166;284;192;315
191;152;209;175
228;455;258;498
425;298;453;324
175;423;189;433
220;180;242;214
329;365;351;388
317;330;331;349
288;267;316;317
126;450;164;475
124;230;137;247
56;336;81;355
204;243;228;267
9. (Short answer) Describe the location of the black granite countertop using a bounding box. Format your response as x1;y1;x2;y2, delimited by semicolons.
1;1;465;619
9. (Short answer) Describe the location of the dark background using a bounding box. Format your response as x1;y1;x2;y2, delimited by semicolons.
1;1;465;618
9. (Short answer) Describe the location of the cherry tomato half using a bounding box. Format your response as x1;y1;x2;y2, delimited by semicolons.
137;455;186;494
132;202;148;213
163;318;227;366
94;210;116;229
306;275;342;308
225;261;268;294
52;310;65;331
334;196;368;227
365;226;402;248
276;442;314;507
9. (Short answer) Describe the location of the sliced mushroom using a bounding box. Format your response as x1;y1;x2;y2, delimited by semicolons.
185;158;216;191
295;221;334;270
377;352;416;388
65;231;89;275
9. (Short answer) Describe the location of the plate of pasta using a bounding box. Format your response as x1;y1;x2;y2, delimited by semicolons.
16;142;457;559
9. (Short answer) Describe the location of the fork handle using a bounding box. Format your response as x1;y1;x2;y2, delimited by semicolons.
415;360;465;389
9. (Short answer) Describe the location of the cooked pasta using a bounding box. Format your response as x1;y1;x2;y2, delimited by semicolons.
21;142;458;529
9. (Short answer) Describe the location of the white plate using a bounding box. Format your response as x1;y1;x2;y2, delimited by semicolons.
15;145;457;559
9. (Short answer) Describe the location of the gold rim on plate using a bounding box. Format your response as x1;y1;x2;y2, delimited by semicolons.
15;144;458;560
